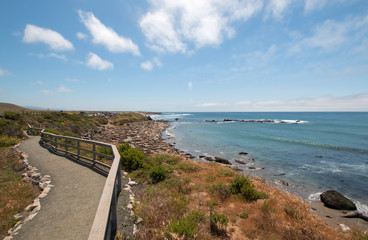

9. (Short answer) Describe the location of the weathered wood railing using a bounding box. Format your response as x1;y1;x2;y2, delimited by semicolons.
34;128;121;240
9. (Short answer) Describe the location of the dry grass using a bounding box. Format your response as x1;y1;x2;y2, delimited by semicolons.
0;147;40;238
133;154;363;239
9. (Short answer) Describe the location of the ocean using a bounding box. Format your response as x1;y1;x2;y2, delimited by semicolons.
150;112;368;212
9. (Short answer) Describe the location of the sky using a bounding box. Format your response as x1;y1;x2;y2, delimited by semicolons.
1;0;368;112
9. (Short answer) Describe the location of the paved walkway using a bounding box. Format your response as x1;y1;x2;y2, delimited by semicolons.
14;136;107;240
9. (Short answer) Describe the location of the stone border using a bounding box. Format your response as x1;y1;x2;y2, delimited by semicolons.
3;144;54;240
122;173;142;236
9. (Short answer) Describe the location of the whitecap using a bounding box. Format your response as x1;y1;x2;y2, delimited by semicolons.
308;192;322;202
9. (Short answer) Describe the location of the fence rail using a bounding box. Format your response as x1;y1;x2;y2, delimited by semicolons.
32;128;121;240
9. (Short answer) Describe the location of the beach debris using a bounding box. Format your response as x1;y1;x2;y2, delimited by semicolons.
320;190;356;210
338;223;351;232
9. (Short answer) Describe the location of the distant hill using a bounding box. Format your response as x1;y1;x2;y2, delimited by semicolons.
0;103;29;114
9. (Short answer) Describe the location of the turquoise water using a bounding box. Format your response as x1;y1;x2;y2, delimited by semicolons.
150;112;368;206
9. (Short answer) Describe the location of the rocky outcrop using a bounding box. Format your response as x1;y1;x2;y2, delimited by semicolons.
320;190;356;210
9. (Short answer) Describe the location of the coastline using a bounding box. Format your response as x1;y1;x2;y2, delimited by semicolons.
93;118;368;233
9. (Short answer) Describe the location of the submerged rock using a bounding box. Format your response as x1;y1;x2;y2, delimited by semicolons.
320;190;356;210
235;160;246;164
239;152;248;155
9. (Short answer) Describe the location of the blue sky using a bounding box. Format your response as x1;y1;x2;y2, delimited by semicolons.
1;0;367;112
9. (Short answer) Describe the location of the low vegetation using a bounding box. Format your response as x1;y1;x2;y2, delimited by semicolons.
116;145;359;239
0;148;40;238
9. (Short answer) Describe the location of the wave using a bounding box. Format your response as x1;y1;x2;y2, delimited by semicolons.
245;134;368;154
207;119;309;124
149;113;192;121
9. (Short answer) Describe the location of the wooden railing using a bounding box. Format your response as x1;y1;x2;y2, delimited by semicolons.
35;129;121;240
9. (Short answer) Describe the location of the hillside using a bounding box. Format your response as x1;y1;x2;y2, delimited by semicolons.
0;103;29;114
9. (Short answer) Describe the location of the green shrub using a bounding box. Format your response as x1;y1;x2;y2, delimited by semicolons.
284;205;302;220
218;168;235;177
44;128;62;135
119;144;144;171
149;165;167;183
230;175;268;201
230;176;252;194
168;211;205;238
176;162;201;172
210;211;228;235
117;142;131;153
260;201;273;214
3;111;22;121
239;212;248;219
210;182;231;201
0;135;18;147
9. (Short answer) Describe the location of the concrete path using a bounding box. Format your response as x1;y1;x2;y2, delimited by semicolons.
13;136;106;240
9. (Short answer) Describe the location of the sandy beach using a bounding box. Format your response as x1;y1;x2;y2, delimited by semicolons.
93;119;368;234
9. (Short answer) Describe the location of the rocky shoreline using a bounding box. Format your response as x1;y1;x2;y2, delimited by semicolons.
92;120;179;155
92;118;367;233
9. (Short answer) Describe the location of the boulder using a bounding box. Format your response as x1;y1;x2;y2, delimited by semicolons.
320;190;356;210
239;152;248;155
214;157;232;165
204;157;214;161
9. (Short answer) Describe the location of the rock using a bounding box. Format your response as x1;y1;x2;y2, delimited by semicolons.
239;152;248;155
274;173;286;176
235;160;246;164
280;180;289;186
204;157;214;161
214;157;232;165
248;166;256;169
320;190;356;210
199;155;206;158
315;155;323;158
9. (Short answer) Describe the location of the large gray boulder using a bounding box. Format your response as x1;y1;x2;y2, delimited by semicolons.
320;190;356;210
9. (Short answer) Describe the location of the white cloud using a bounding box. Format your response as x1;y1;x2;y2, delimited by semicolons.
264;0;293;20
196;94;368;111
141;61;154;71
78;10;140;56
141;58;163;71
76;32;88;40
0;68;9;77
66;78;79;82
139;0;263;53
42;89;55;96
86;52;113;71
153;57;162;67
188;81;193;90
196;102;229;107
36;80;46;86
37;52;67;60
23;24;74;51
291;15;368;53
57;85;72;93
304;0;328;13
